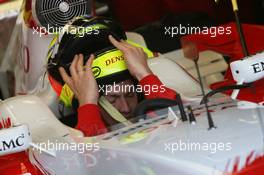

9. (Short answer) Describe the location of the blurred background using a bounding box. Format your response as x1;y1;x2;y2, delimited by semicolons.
0;0;263;64
97;0;264;53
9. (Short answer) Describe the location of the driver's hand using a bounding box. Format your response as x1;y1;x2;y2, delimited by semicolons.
109;35;153;81
59;54;99;106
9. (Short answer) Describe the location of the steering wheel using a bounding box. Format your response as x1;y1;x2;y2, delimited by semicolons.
133;98;178;119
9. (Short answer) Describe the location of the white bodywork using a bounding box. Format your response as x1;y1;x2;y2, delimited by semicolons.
0;55;263;174
1;2;261;173
0;91;263;174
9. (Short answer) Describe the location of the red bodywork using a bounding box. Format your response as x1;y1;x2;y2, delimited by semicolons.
0;117;42;174
0;0;8;4
182;22;264;104
0;152;43;175
231;153;264;175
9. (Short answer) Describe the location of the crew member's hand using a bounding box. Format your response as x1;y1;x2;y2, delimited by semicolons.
109;35;153;81
59;54;99;106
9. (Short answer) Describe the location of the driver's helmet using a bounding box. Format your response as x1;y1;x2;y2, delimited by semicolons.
47;16;154;107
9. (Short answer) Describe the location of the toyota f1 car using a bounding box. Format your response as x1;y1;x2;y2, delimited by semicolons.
0;0;264;175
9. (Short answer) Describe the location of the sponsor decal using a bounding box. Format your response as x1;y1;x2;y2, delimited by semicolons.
0;117;12;129
0;134;25;151
105;55;124;66
252;62;264;74
92;66;101;78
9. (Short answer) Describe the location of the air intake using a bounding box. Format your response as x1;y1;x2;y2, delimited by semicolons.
33;0;92;30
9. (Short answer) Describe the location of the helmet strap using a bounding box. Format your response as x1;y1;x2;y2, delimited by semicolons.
99;96;133;126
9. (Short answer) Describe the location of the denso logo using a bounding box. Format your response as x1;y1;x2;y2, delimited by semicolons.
0;134;25;151
105;55;124;66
